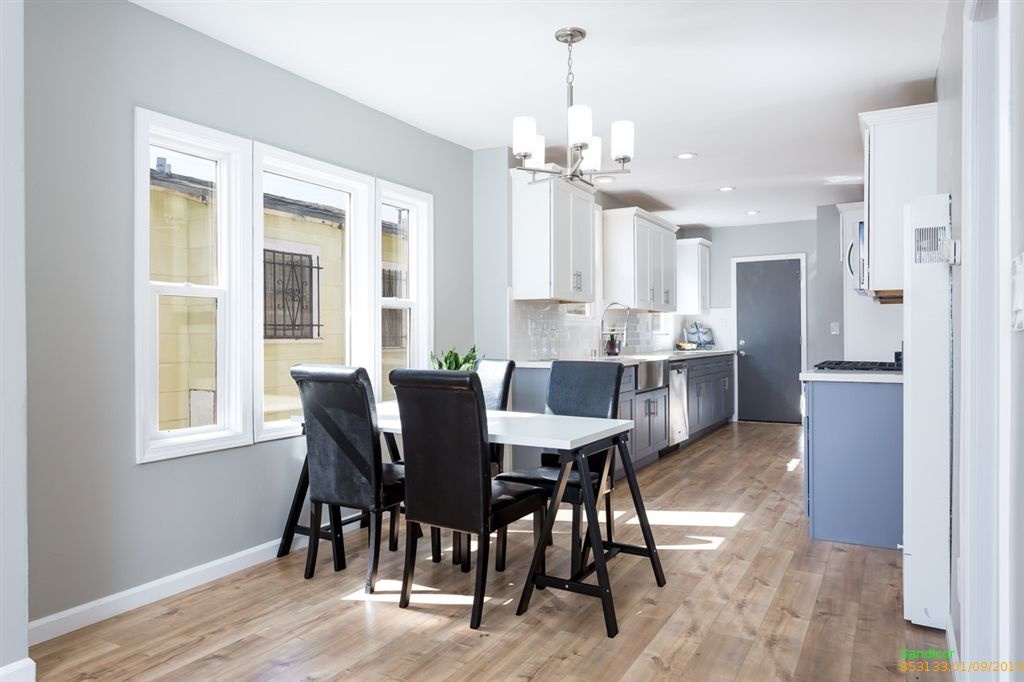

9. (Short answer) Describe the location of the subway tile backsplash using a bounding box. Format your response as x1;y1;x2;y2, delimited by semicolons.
509;300;682;361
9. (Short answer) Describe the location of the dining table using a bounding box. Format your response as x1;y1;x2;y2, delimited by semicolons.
276;401;666;638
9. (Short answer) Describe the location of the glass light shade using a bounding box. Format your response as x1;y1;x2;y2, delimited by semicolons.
525;134;546;169
567;105;593;147
610;120;635;161
512;116;537;157
580;136;602;172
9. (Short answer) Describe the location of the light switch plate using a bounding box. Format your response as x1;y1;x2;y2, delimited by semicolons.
830;322;840;335
1012;253;1024;331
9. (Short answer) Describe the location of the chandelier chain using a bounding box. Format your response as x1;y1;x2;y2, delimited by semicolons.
566;42;574;86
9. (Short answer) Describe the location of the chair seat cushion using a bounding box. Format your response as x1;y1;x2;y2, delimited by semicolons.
490;480;547;529
495;465;606;506
380;463;405;508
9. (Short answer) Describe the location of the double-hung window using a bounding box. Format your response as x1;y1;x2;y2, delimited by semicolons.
376;181;433;400
135;110;432;462
134;110;252;462
252;143;372;441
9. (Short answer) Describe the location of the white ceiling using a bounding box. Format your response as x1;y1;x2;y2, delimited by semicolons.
133;0;947;228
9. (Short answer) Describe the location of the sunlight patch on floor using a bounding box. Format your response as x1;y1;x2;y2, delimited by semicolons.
787;458;801;471
341;579;489;605
628;510;744;527
655;535;725;551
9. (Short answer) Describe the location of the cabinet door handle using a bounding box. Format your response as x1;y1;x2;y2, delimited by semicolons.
724;377;729;390
652;399;658;416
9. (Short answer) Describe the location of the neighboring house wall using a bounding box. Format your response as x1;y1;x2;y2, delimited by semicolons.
24;0;472;624
1;0;31;673
681;218;844;367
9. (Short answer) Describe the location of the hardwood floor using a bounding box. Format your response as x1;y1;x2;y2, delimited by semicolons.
31;422;951;681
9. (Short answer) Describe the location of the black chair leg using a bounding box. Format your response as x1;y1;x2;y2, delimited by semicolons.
304;502;322;580
571;504;582;575
533;509;546;585
461;532;472;573
452;531;462;564
389;507;399;551
430;527;442;563
605;488;615;543
495;526;508;572
328;505;346;571
470;532;490;629
360;509;370;530
365;510;382;593
399;521;419;608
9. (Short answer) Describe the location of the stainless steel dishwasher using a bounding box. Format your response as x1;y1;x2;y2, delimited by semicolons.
669;361;689;446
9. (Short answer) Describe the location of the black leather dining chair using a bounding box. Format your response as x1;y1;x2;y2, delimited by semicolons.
450;358;516;570
390;369;547;630
495;360;623;574
291;364;405;593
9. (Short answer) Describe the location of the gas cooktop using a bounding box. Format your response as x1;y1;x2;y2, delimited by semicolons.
814;360;902;372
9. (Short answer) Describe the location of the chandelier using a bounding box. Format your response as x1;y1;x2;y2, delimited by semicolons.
511;27;634;185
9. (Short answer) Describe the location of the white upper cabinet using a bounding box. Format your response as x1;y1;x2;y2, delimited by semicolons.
675;238;710;315
858;103;937;296
603;207;679;312
511;172;595;303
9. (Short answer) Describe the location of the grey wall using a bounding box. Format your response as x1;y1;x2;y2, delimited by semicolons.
472;147;514;358
25;0;473;620
681;218;844;366
936;0;964;647
1;0;30;668
814;205;845;362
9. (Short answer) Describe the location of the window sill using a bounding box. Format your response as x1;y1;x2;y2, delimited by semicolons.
138;429;252;464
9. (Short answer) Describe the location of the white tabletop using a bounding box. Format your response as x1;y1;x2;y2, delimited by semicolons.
373;401;633;451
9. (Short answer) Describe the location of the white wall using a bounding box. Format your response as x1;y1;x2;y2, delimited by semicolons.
0;0;32;675
24;0;473;627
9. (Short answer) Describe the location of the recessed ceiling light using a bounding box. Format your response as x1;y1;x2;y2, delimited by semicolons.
825;175;863;184
746;210;760;215
675;152;698;160
719;186;735;192
595;175;616;185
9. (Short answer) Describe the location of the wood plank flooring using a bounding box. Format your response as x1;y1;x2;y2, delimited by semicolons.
31;422;951;681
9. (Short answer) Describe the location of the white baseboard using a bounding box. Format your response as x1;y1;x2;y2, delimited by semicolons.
0;657;36;682
28;535;310;646
946;612;961;682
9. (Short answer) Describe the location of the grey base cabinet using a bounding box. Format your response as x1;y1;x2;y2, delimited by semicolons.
684;355;735;441
633;387;669;465
803;380;903;549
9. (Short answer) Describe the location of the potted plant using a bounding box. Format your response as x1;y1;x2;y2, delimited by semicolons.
430;345;480;371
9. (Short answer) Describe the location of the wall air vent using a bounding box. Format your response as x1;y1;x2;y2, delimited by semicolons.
914;225;946;263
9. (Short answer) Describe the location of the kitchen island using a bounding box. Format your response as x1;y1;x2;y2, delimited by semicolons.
800;369;903;549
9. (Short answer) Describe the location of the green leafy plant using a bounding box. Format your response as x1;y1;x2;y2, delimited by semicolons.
430;345;480;371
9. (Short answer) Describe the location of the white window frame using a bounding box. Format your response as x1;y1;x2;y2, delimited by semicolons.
134;108;253;463
374;180;434;391
252;143;373;442
262;237;323;344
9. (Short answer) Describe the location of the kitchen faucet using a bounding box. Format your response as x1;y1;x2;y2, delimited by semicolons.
600;302;631;356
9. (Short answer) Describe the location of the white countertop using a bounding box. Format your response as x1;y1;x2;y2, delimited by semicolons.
516;349;736;370
799;370;904;384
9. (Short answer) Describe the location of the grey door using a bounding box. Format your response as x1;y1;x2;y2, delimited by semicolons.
736;258;802;423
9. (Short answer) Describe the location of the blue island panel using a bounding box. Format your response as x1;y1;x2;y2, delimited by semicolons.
805;380;903;549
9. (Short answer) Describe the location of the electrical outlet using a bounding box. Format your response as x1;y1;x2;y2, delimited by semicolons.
1012;253;1024;331
830;322;840;335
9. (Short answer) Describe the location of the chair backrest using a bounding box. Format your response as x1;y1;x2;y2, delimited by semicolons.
476;359;515;411
390;369;491;534
545;361;624;418
542;361;624;470
291;364;382;510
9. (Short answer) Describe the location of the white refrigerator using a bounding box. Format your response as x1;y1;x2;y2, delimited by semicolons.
902;193;956;629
